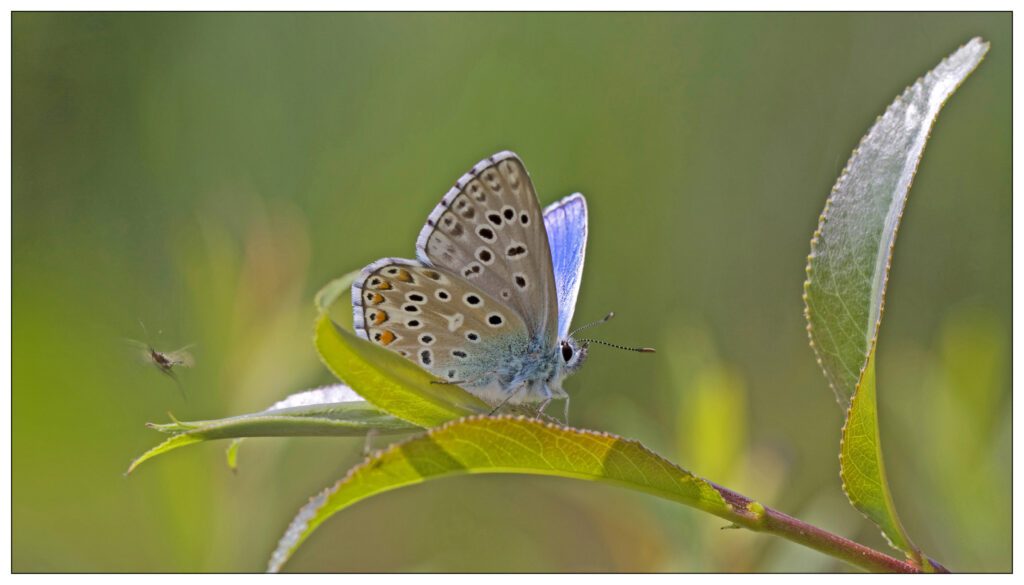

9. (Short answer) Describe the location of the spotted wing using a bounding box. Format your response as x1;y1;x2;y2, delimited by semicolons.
351;258;528;390
414;151;558;346
543;193;588;340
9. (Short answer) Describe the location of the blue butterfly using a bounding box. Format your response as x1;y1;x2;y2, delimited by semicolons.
352;151;641;413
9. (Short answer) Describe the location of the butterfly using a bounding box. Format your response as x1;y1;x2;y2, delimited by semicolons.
352;151;650;414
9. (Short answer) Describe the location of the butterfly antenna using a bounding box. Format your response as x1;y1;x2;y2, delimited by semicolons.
579;338;656;353
569;312;616;337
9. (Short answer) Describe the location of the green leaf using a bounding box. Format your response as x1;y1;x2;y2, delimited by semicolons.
225;439;243;472
313;271;490;427
126;384;419;475
126;433;205;476
127;267;492;475
804;38;988;566
804;37;989;407
314;271;357;320
267;415;732;573
839;351;915;553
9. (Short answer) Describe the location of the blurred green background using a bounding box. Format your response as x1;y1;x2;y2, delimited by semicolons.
12;13;1010;572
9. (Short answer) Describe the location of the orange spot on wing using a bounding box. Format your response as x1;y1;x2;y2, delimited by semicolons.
367;293;385;305
378;330;396;345
395;269;414;283
369;310;389;325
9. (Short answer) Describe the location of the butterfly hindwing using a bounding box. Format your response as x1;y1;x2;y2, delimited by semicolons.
414;151;558;345
352;258;529;388
350;152;593;407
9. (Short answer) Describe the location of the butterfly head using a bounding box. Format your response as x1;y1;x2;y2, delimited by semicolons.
559;337;589;374
565;312;656;369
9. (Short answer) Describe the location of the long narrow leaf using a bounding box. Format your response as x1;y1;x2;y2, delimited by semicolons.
126;384;419;474
268;415;731;572
839;351;913;553
313;271;490;427
803;38;988;565
804;37;989;406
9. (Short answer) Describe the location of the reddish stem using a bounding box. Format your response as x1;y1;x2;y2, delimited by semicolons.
710;482;946;573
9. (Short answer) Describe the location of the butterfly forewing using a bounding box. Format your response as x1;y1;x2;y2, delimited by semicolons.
543;193;588;339
414;152;558;345
353;258;529;386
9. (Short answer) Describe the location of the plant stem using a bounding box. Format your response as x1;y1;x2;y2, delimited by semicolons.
709;482;946;573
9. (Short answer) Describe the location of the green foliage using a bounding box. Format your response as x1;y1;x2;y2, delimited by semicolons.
126;385;420;474
314;314;488;426
11;13;1008;573
676;355;748;484
225;439;243;472
838;351;915;554
127;270;491;474
119;34;996;574
804;38;989;567
268;415;731;573
313;271;490;426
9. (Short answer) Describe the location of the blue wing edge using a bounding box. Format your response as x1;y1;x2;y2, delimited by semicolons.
351;149;588;344
543;192;588;340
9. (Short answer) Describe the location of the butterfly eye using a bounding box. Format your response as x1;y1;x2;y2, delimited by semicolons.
561;342;574;363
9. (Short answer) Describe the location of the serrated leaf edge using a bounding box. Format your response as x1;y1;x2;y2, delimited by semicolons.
803;37;991;408
267;414;732;572
804;37;989;565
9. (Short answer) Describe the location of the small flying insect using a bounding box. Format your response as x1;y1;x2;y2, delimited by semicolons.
127;322;195;400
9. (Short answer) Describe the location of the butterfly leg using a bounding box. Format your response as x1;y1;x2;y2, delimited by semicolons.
536;398;552;415
533;385;563;422
489;383;531;415
430;370;498;387
539;385;570;425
